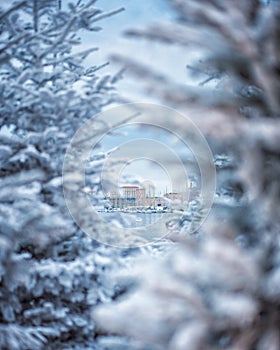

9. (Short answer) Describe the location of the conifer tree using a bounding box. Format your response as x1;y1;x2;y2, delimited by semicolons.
0;1;124;348
94;1;280;349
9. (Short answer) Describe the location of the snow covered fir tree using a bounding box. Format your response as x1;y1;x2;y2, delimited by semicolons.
1;0;280;350
94;1;280;350
0;0;125;349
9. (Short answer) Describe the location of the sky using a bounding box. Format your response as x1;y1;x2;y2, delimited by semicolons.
82;1;200;194
93;123;198;195
80;0;201;99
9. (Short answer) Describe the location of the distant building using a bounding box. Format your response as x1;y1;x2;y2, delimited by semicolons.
105;186;138;208
164;192;183;203
188;176;197;189
187;175;200;200
145;196;166;208
121;186;138;199
136;187;146;206
109;197;126;209
104;184;202;209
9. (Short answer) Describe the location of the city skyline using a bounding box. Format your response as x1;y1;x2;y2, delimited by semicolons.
105;178;198;209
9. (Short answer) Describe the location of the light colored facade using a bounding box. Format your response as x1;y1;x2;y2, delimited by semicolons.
122;186;138;199
144;196;166;208
164;192;183;203
135;188;146;206
106;186;168;209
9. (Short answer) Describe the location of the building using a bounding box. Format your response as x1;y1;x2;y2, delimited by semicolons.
187;175;199;189
105;185;183;210
164;192;183;203
121;186;138;199
144;196;166;208
121;186;138;207
105;186;138;208
136;187;146;206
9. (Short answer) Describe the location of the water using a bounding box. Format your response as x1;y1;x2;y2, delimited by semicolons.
98;211;175;242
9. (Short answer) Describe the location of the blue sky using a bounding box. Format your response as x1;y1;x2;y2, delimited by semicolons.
80;0;199;99
94;123;197;194
79;1;199;194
